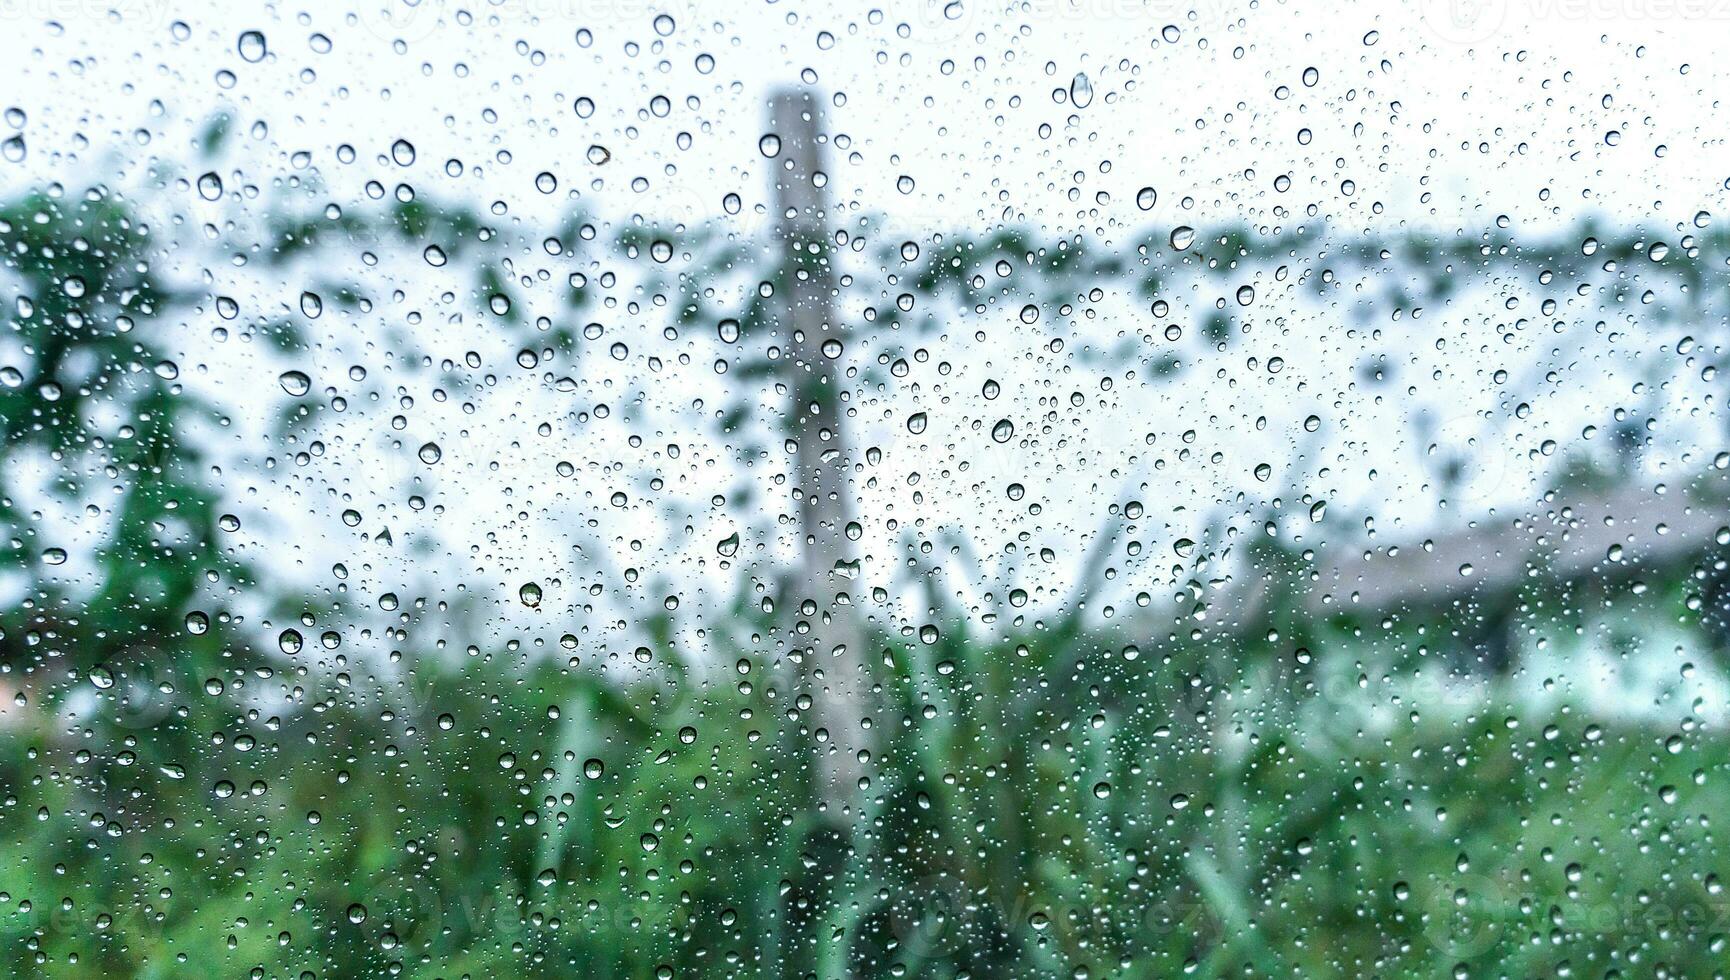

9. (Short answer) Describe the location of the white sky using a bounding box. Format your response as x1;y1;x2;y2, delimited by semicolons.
1;0;1725;232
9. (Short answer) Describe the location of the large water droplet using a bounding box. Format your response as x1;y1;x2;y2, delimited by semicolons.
1068;72;1094;108
278;371;311;396
237;30;267;63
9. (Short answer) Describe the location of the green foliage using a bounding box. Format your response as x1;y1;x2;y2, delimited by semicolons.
1;185;1727;979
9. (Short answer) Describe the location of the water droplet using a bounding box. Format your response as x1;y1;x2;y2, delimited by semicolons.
991;419;1015;443
278;371;311;396
907;412;928;435
1068;72;1094;109
1170;226;1196;250
299;291;323;318
1136;187;1156;210
759;133;781;158
418;442;442;465
520;582;543;608
237;30;267;63
196;172;224;201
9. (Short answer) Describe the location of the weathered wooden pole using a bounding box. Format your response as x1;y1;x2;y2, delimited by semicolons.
767;88;871;818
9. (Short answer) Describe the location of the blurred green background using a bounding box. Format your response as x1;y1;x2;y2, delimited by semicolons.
1;163;1728;980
